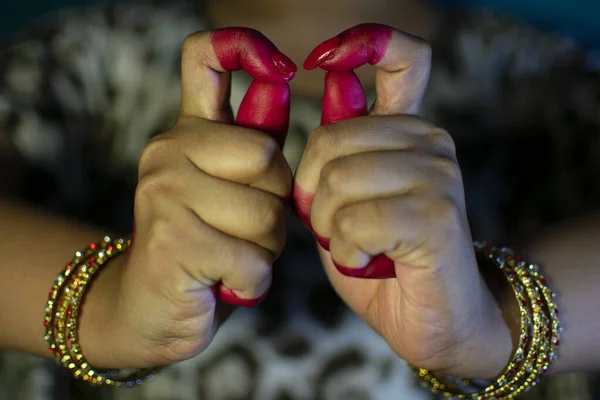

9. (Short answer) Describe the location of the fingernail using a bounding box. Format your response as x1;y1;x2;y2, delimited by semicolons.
218;285;268;308
334;255;396;279
272;51;297;81
304;36;342;70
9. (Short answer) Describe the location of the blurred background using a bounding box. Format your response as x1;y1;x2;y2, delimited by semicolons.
2;0;600;47
1;1;599;400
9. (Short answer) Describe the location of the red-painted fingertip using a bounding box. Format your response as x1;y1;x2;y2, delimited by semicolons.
304;36;342;70
272;51;297;81
315;233;331;251
334;254;396;279
218;285;268;308
292;183;315;230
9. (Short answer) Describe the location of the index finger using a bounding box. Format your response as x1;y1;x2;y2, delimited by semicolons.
179;28;297;122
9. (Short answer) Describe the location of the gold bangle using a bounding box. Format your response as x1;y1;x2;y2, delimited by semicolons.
44;236;159;387
414;242;561;399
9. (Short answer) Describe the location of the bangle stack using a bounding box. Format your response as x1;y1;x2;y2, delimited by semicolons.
45;237;559;393
44;236;158;387
415;242;561;399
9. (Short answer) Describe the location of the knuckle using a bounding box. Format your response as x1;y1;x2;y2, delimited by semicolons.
181;31;206;58
275;165;293;198
306;124;343;161
425;128;456;156
249;256;272;288
135;169;175;209
246;133;279;176
145;216;178;257
226;245;272;299
405;33;432;63
418;40;433;62
320;159;348;195
334;205;366;239
138;134;175;177
432;157;461;180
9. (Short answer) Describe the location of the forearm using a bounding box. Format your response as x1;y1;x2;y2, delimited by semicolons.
522;213;600;373
0;199;124;366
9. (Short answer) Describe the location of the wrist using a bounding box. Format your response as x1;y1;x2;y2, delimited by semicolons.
77;255;128;369
444;280;515;380
452;254;524;380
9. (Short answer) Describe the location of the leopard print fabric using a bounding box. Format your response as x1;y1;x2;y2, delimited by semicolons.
1;3;599;400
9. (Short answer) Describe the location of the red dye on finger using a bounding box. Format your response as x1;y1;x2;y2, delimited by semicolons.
211;28;295;84
315;233;330;251
304;24;393;72
293;71;367;249
236;81;291;148
209;28;295;305
272;51;297;81
210;28;294;148
334;255;396;279
217;285;268;308
304;36;342;70
293;182;314;230
295;24;398;279
292;184;330;250
322;71;367;125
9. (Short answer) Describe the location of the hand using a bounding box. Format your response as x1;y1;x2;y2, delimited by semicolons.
107;28;295;368
293;24;513;379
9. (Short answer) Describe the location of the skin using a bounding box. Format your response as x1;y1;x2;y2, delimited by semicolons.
1;0;600;384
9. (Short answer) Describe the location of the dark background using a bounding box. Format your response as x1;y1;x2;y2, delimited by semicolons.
2;0;600;48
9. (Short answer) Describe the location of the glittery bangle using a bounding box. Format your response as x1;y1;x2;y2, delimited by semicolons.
414;242;561;399
45;236;159;387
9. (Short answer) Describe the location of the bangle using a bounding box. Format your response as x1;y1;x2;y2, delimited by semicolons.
44;236;159;387
414;242;561;399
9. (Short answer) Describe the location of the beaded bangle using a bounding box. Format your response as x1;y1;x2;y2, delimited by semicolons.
414;242;561;399
44;236;159;387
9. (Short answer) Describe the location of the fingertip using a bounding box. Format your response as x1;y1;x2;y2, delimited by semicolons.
304;36;342;70
292;183;315;230
315;232;331;251
236;81;291;146
321;71;368;125
305;24;395;73
217;285;269;308
211;27;295;84
334;254;396;279
272;51;297;82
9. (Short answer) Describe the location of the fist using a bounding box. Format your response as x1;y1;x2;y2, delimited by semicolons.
294;24;512;379
113;28;295;368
